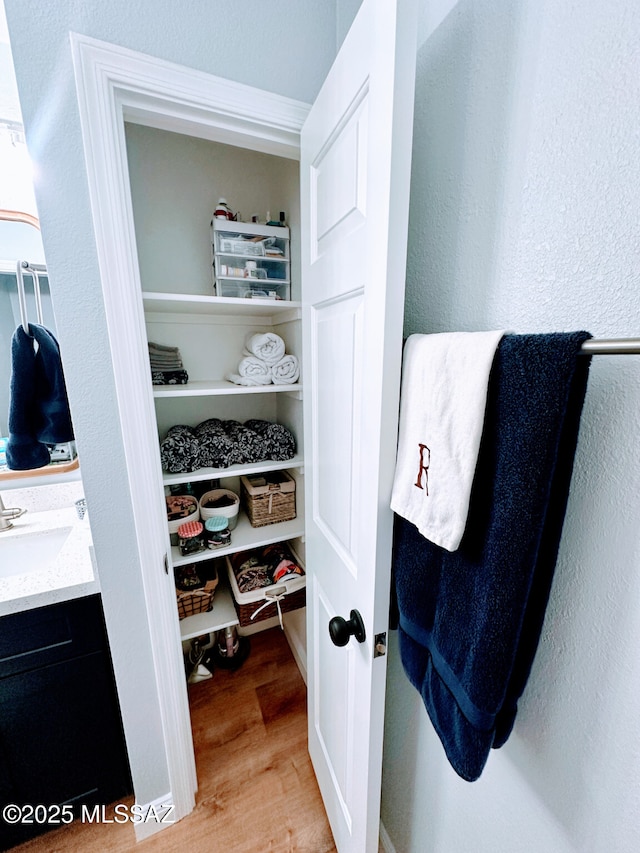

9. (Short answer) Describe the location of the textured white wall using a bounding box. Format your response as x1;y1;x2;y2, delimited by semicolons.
336;0;363;46
3;0;336;810
382;1;640;851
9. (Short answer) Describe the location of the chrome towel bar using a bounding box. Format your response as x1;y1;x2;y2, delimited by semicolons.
580;337;640;355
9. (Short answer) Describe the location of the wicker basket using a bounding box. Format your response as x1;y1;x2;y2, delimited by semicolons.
226;548;305;627
232;584;306;627
175;564;219;620
240;471;296;527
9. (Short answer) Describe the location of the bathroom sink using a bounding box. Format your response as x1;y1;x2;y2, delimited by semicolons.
0;527;73;579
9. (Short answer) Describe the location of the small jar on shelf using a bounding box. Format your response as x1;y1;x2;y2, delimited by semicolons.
178;520;205;556
204;516;231;549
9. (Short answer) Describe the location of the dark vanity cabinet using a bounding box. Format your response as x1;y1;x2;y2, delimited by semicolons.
0;595;131;849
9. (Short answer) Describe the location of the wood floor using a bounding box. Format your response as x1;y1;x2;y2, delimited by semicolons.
9;628;336;853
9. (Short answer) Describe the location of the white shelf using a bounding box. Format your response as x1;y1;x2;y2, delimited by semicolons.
179;581;239;640
142;291;301;318
150;216;302;641
153;379;302;398
162;454;304;487
171;512;305;568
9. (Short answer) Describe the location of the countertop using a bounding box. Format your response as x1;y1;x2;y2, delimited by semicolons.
0;503;99;617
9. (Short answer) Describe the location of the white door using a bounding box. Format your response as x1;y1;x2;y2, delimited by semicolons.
301;0;417;850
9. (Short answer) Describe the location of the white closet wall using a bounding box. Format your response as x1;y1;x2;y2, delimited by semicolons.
124;124;301;296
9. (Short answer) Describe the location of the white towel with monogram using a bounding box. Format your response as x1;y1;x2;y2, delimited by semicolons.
391;331;504;552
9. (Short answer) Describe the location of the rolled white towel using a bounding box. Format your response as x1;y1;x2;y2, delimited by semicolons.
227;355;272;386
271;354;300;385
243;332;285;365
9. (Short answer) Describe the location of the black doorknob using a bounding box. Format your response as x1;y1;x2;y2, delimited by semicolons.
329;609;366;647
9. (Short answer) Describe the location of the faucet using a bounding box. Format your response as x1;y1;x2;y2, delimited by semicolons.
0;495;27;532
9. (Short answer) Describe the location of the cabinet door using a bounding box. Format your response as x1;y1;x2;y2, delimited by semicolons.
0;599;131;849
301;1;417;851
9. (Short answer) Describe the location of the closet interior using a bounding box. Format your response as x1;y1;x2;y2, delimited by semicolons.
124;122;307;695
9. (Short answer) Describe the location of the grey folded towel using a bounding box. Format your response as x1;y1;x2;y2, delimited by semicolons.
148;341;180;355
148;341;184;371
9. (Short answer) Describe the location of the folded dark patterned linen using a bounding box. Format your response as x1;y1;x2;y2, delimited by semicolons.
159;418;296;474
152;369;189;385
159;425;201;473
194;419;235;468
223;420;268;465
244;419;297;461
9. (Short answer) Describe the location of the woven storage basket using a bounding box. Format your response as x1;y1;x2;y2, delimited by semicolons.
240;471;296;527
175;564;219;620
226;548;305;627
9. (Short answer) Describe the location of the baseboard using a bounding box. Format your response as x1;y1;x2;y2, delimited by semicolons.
379;819;396;853
132;792;177;841
283;615;307;685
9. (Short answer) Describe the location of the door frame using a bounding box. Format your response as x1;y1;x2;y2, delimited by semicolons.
70;32;310;830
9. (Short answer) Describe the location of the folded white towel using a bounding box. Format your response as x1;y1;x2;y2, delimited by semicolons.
227;356;272;386
243;332;286;365
390;331;504;552
270;354;300;385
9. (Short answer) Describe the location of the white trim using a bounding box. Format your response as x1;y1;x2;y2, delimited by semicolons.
72;33;308;159
379;820;396;853
132;793;175;842
70;31;309;829
284;617;308;685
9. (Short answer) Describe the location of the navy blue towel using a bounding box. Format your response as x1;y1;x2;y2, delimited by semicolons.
6;323;74;470
391;332;592;781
